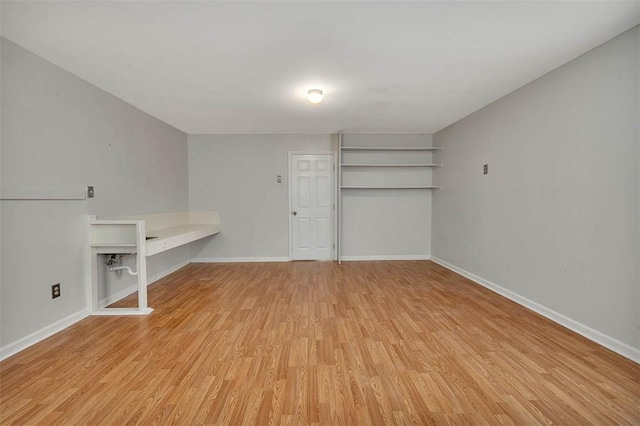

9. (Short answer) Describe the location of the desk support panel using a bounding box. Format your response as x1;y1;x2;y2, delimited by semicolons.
88;216;151;315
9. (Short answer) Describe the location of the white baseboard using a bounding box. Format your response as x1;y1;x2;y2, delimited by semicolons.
0;308;91;361
98;260;190;309
430;256;640;364
148;260;190;285
98;287;136;310
191;257;290;263
341;255;431;261
2;260;192;360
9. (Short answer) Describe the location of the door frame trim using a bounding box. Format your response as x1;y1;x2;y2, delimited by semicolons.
288;151;338;261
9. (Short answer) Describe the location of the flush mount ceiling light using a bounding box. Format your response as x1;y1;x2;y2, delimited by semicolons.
307;89;324;104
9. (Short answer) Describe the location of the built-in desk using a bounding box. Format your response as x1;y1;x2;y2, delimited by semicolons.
87;211;221;315
146;223;221;256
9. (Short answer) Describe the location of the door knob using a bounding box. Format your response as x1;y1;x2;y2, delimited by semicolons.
292;211;297;215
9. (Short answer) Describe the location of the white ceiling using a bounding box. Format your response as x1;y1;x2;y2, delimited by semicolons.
2;1;638;134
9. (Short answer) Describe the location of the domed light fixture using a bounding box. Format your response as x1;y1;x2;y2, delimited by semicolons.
307;89;324;104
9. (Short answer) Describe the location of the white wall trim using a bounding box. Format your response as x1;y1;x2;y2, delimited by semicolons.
430;256;640;364
98;285;139;310
2;260;192;360
341;255;431;261
191;257;290;263
148;260;191;285
0;308;91;361
98;259;190;309
0;186;88;200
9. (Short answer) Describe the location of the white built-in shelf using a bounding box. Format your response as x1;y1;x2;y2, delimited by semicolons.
341;186;441;190
341;163;441;168
337;133;443;263
341;146;442;151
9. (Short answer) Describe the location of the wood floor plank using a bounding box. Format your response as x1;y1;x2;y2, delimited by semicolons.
1;261;639;425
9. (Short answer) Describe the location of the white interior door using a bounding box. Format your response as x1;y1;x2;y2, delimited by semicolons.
290;154;333;260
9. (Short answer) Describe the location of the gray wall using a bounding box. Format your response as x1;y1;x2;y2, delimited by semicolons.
188;134;434;261
432;27;639;351
188;134;333;260
1;39;189;348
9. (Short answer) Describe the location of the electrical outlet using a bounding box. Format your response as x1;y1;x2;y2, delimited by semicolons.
483;164;488;175
52;283;61;299
87;186;94;198
277;175;282;183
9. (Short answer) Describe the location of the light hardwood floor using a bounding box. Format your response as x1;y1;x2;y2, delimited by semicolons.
1;261;639;425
